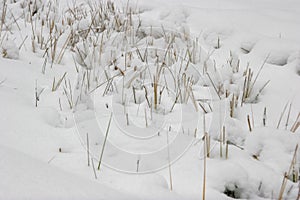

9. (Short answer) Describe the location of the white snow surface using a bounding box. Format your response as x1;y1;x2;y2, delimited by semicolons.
0;0;300;199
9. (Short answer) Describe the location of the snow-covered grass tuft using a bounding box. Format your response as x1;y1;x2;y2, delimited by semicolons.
1;38;19;59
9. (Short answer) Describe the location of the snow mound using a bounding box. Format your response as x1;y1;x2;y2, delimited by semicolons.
1;39;19;60
245;127;300;172
250;39;299;66
0;145;135;200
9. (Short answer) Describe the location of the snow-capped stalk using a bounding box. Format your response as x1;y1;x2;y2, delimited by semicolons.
98;112;113;171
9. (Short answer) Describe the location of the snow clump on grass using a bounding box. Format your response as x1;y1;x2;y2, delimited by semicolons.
1;38;19;59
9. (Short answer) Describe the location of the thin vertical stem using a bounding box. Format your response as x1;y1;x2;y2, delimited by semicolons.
167;127;173;191
98;113;113;170
87;133;90;166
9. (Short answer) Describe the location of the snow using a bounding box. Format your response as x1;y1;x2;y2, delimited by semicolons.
1;38;19;60
0;145;135;200
0;0;300;199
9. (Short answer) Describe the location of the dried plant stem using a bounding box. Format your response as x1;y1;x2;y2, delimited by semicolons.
223;126;226;145
220;130;223;158
87;133;90;166
52;72;67;91
248;54;269;95
206;72;221;100
251;104;254;128
202;133;207;200
91;158;97;179
290;113;300;133
225;141;229;159
136;157;140;173
247;115;252;132
97;113;113;170
35;80;38;107
167;128;173;191
277;101;289;129
263;107;267;126
285;102;292;130
144;107;148;127
278;144;298;200
126;113;129;125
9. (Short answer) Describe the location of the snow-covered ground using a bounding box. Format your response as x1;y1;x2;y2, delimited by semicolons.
0;0;299;199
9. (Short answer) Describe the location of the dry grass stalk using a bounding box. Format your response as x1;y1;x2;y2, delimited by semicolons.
290;113;300;133
225;141;229;159
202;133;207;200
87;133;90;166
285;103;292;130
97;112;113;170
91;158;97;179
263;107;267;126
278;144;298;200
52;72;67;91
167;127;173;191
247;115;252;132
277;101;290;129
